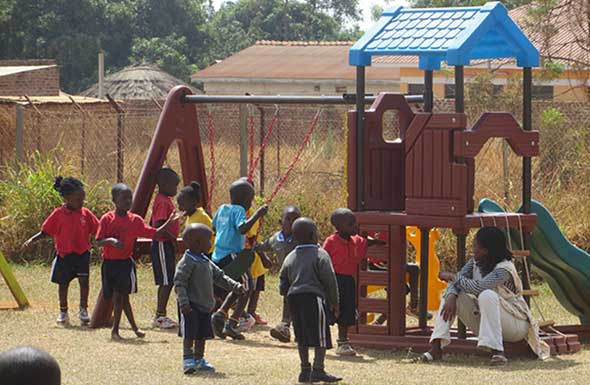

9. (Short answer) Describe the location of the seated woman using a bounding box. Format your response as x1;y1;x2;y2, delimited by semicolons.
422;227;549;365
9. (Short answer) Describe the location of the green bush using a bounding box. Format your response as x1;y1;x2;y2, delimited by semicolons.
0;149;111;262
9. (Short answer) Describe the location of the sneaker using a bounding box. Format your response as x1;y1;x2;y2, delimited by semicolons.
222;323;245;340
183;358;197;374
152;316;177;329
310;369;342;383
195;358;215;371
298;367;311;383
335;343;357;357
211;312;226;338
406;306;433;320
252;312;268;325
78;308;90;324
56;311;69;325
238;314;256;332
270;325;291;343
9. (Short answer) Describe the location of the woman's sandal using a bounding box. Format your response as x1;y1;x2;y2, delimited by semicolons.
490;354;508;366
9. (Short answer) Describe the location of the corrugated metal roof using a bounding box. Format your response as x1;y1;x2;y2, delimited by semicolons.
0;92;107;105
0;65;56;77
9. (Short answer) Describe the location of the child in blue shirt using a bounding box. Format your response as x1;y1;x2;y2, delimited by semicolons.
210;178;268;340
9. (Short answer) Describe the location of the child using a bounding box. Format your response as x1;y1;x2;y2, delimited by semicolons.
280;217;341;384
96;183;178;340
150;168;181;329
174;224;245;374
210;178;268;340
257;205;301;342
23;176;99;325
176;181;214;254
322;208;384;357
0;346;61;385
242;205;272;330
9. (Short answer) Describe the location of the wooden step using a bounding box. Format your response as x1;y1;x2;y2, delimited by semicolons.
512;250;531;257
521;289;539;297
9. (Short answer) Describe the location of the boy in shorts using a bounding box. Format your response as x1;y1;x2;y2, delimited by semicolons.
323;208;385;357
210;178;268;340
150;168;181;329
280;217;341;384
97;183;179;340
175;224;245;374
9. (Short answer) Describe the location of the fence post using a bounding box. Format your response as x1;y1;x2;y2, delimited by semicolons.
259;107;265;196
68;96;88;176
239;105;248;177
24;95;42;151
15;104;23;161
106;95;125;183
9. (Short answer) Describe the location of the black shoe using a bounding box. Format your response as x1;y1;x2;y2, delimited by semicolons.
311;369;342;383
211;312;226;339
298;368;311;383
222;323;245;340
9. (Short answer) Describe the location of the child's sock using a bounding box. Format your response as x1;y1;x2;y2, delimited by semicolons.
227;317;239;328
312;347;326;371
183;339;194;360
297;344;310;369
156;310;166;318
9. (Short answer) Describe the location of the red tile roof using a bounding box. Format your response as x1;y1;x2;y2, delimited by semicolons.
509;0;589;67
192;41;401;81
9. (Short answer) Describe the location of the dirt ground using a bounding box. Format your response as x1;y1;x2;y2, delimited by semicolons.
1;264;588;385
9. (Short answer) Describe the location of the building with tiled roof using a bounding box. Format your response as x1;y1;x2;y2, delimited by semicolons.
193;1;589;101
192;41;401;95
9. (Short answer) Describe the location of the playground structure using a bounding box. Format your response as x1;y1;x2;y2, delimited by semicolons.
90;1;588;355
346;1;584;355
88;88;424;327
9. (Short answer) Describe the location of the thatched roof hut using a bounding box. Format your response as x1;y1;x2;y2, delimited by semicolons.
82;64;200;100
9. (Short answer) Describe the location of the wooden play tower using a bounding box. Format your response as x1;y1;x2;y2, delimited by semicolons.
346;2;581;354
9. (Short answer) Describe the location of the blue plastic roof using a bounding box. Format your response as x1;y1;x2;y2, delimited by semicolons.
349;2;539;70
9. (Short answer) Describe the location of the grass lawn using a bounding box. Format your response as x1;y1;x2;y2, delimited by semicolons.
1;264;589;385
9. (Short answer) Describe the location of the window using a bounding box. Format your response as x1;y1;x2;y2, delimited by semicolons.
335;86;347;93
446;84;503;99
313;84;320;92
407;83;425;95
532;85;553;100
444;84;455;99
382;110;400;142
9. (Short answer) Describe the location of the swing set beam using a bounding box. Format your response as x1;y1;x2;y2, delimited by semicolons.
182;94;424;105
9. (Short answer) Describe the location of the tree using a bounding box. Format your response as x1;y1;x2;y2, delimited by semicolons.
410;0;530;9
206;0;361;62
129;34;192;80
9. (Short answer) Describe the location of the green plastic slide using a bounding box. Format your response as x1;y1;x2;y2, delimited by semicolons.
478;199;590;324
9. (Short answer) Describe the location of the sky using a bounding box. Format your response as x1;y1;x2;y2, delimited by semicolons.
210;0;409;32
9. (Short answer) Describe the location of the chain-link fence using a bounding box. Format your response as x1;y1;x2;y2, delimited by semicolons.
1;97;590;257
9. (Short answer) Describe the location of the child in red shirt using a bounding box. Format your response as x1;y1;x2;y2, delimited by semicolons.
23;176;99;326
150;168;181;329
322;208;384;357
96;183;179;340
